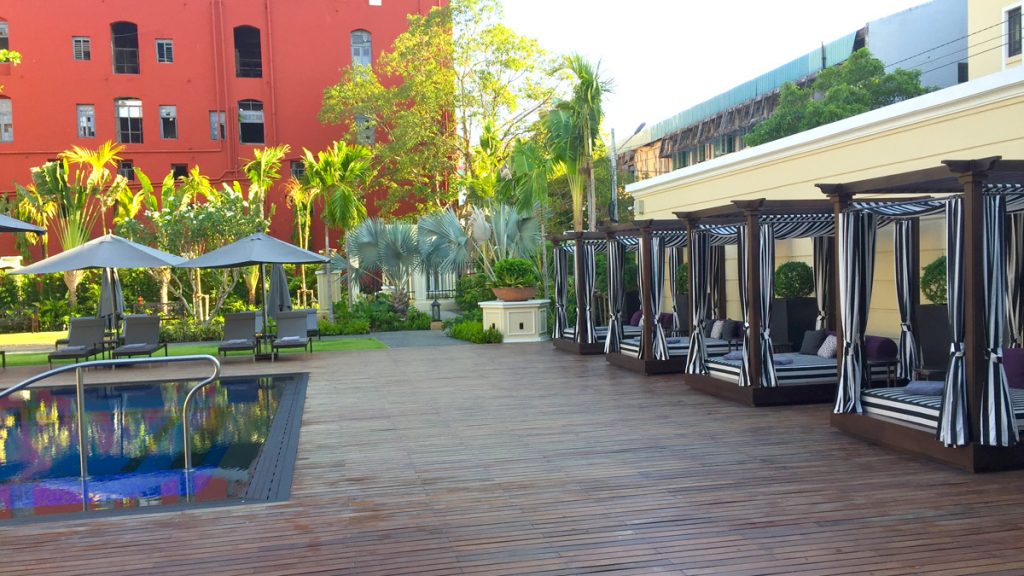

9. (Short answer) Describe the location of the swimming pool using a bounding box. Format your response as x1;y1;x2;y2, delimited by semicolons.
0;373;307;521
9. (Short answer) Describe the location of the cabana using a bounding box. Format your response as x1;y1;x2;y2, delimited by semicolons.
604;220;713;375
821;157;1024;471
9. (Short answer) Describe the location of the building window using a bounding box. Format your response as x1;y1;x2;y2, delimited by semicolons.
118;160;134;181
159;105;177;139
115;98;143;144
73;36;91;61
156;39;174;63
350;30;371;67
0;21;8;51
209;110;226;140
77;104;95;138
238;99;264;144
171;164;188;179
1009;7;1022;58
354;114;375;145
290;160;305;179
0;98;12;143
234;26;262;78
111;22;140;74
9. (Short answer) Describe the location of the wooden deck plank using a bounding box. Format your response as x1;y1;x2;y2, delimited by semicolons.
3;343;1024;574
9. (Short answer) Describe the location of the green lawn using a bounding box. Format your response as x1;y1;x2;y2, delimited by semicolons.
3;337;386;368
0;330;68;347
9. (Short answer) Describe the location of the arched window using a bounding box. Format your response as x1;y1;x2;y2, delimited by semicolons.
0;97;12;143
238;99;264;144
0;19;9;52
111;22;139;74
114;97;143;143
350;30;371;67
234;26;262;78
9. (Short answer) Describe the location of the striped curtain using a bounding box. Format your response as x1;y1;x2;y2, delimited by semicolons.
833;211;877;414
574;244;597;344
758;224;778;388
981;194;1018;446
685;232;710;374
639;237;669;360
893;221;920;383
737;226;752;387
1008;213;1024;346
668;248;680;335
710;246;724;317
938;197;969;446
604;239;625;354
812;236;833;330
553;246;568;339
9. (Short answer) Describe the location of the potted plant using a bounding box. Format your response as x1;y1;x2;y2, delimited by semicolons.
674;261;689;334
771;261;818;352
490;258;540;302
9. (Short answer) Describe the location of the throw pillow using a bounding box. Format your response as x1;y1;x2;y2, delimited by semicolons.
1003;347;1024;389
709;320;725;339
817;334;838;359
721;319;740;341
629;311;643;327
799;330;828;355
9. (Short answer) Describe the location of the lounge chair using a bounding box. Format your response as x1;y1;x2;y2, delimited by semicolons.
111;315;167;359
297;308;320;340
218;312;258;361
48;317;107;368
270;310;312;361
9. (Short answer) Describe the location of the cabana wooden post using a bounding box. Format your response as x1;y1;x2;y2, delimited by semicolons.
820;157;1024;472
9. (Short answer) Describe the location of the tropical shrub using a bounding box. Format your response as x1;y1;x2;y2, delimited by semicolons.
160;317;224;343
446;317;503;344
491;258;539;288
921;256;947;305
455;273;493;311
675;262;689;293
318;318;371;336
774;261;814;298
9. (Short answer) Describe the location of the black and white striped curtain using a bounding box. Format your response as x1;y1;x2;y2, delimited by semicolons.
668;248;680;335
981;194;1018;446
574;244;597;344
812;236;833;330
1008;213;1024;346
758;224;778;388
833;211;877;414
604;238;625;354
938;197;969;446
893;221;919;383
737;226;752;387
685;232;710;374
638;237;669;360
553;246;568;339
710;246;724;317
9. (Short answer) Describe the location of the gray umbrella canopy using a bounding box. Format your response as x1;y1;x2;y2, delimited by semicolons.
178;233;327;269
0;213;45;234
266;264;293;320
11;234;185;274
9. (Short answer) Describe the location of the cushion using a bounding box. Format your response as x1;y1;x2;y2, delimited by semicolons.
817;335;838;359
722;350;743;361
721;319;740;341
799;330;828;355
223;338;250;345
1003;347;1024;389
709;320;725;339
704;318;719;338
774;356;794;366
658;313;674;330
905;380;944;396
62;345;87;352
864;335;898;360
629;311;643;327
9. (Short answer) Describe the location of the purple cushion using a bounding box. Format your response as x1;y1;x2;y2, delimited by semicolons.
629;311;643;327
1003;348;1024;389
658;313;674;330
864;335;897;360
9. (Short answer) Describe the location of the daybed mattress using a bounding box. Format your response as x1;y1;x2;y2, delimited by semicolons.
618;336;731;358
562;325;642;341
862;386;1024;431
707;353;891;387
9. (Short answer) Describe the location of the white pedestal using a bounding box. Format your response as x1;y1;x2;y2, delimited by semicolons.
479;299;550;343
315;270;343;320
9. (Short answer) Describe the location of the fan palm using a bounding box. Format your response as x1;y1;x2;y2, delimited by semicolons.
240;145;289;304
344;219;420;314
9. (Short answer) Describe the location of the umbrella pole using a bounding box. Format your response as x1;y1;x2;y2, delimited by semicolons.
261;264;270;354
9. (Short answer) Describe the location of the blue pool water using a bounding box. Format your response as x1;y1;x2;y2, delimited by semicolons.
0;374;304;521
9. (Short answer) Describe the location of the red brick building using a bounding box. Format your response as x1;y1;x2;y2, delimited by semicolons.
0;0;443;253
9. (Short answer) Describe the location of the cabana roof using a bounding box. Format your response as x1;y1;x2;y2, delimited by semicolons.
817;157;1024;196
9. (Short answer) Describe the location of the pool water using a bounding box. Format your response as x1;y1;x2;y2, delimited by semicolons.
0;373;306;521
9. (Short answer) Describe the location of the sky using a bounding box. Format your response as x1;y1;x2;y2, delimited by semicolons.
502;0;931;146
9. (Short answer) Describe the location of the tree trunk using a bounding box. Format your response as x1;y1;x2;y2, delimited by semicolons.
64;270;82;312
539;212;550;300
586;161;597;231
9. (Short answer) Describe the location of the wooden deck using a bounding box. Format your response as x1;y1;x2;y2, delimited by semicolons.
5;342;1024;574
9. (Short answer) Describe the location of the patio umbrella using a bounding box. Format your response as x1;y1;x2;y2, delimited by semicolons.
12;234;185;334
99;269;125;330
0;213;45;234
266;263;292;320
179;233;326;348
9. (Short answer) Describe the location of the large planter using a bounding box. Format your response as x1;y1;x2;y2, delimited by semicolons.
770;297;818;352
491;286;537;302
916;304;950;370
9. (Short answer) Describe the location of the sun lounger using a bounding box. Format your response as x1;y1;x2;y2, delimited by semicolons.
48;317;107;368
270;310;312;360
218;312;258;360
112;315;167;359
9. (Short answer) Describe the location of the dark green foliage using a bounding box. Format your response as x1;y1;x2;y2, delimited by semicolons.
745;49;930;147
921;256;947;305
774;261;814;298
675;262;689;293
446;315;503;343
455;273;493;311
492;258;539;288
325;292;433;333
318;317;371;335
403;306;433;330
160;317;224;343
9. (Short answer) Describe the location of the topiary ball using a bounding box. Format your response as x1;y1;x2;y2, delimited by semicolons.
774;261;814;299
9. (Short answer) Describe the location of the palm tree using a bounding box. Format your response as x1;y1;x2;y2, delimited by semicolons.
345;219;420;315
547;55;611;231
60;141;128;234
240;145;290;304
505;138;554;298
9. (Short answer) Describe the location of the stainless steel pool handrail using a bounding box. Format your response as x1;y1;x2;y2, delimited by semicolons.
1;355;220;508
